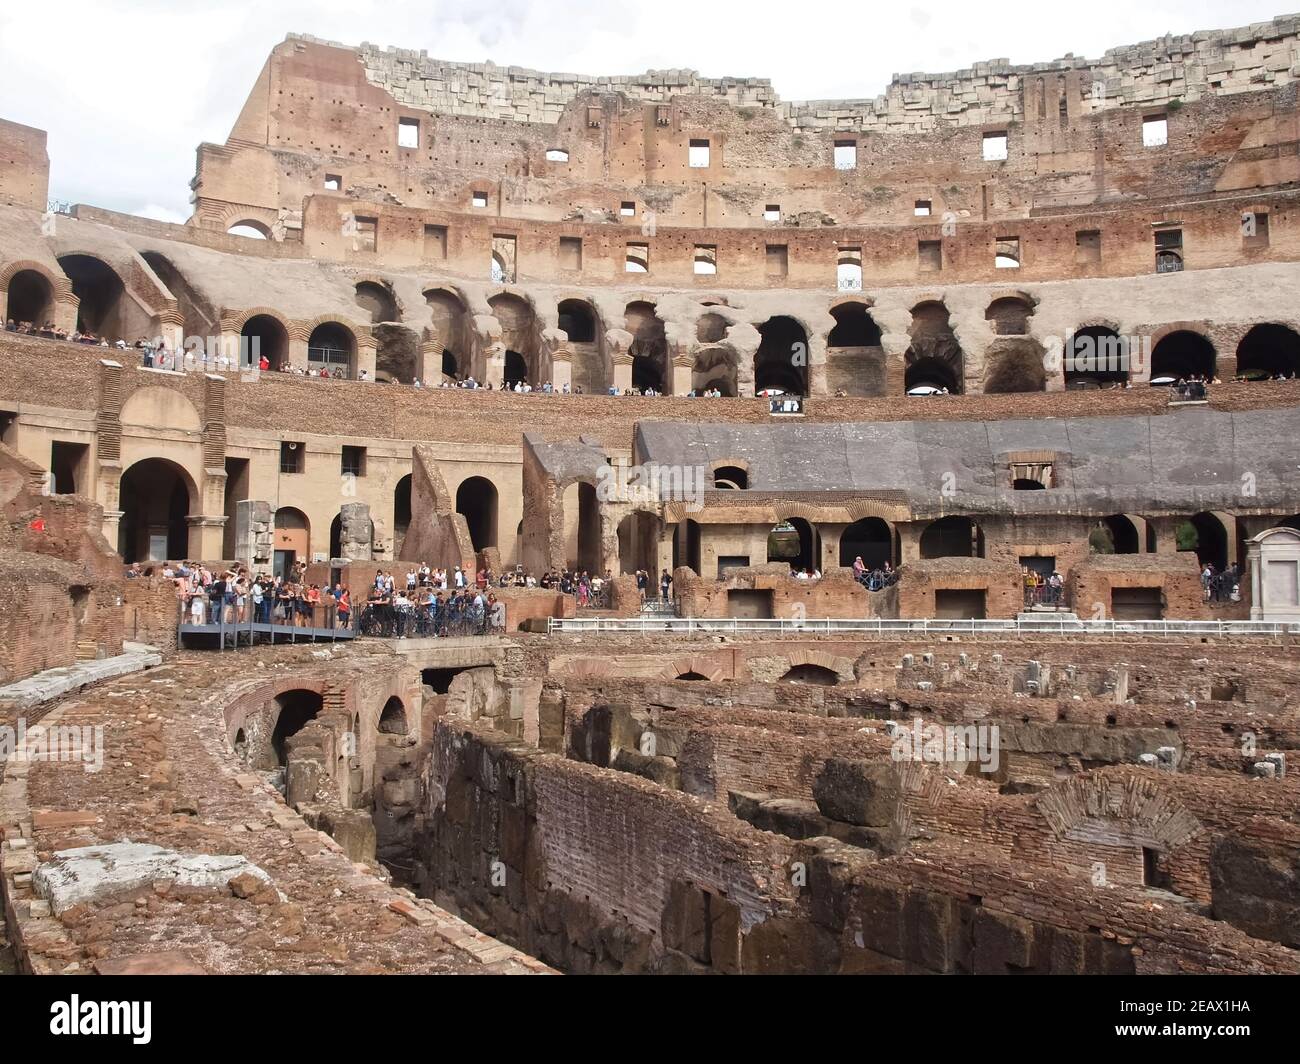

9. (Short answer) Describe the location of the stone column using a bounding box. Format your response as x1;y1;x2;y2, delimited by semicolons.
612;353;633;394
235;500;273;568
355;335;377;381
155;309;186;357
339;501;373;562
420;336;444;382
551;349;573;393
898;523;923;564
187;514;227;563
671;351;694;395
288;322;310;371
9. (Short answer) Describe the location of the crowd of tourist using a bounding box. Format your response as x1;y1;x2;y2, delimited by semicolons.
6;319;126;347
127;560;356;630
1202;562;1242;603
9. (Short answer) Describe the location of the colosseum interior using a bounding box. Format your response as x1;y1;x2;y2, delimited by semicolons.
1;13;1299;995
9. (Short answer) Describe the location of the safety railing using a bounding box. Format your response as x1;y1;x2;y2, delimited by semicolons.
547;616;1300;637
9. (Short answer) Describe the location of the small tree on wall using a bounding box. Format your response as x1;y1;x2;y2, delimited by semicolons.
1088;525;1115;554
1175;521;1199;551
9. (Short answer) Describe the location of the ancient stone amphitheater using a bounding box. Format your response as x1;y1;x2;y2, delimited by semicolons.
0;17;1298;977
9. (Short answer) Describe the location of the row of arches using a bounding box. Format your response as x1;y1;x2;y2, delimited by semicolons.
11;252;1299;392
115;456;503;566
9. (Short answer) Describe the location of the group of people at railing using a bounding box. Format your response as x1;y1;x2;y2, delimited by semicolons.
851;558;899;591
1201;562;1243;603
1022;567;1065;607
128;560;357;630
6;319;122;347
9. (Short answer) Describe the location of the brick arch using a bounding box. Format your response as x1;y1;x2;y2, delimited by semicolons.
0;258;67;296
658;655;727;681
829;294;877;311
1035;773;1203;850
986;287;1039;308
216;206;280;236
843;499;911;522
225;305;294;334
772;502;826;523
221;676;327;747
297;314;370;346
776;648;856;682
1148;321;1214;349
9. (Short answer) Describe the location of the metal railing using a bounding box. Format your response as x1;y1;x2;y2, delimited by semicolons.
547;616;1300;637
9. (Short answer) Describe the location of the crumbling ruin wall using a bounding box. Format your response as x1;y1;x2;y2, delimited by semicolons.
400;444;474;571
0;442;123;683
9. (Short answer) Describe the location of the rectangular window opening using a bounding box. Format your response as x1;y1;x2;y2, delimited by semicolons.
1142;115;1168;148
398;117;420;149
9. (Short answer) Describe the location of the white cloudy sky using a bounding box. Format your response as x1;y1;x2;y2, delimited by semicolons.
0;0;1274;220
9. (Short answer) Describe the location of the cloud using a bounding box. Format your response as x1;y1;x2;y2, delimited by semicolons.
0;0;1271;221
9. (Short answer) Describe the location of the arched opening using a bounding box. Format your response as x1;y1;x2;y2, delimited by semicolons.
1151;331;1215;382
576;482;601;572
617;511;659;575
693;345;737;396
394;474;412;556
374;324;419;383
142;252;217;342
117;458;194;562
983;339;1047;393
456;477;498;551
378;696;408;735
307;322;355;378
767;518;820;572
626;301;667;392
779;663;839;686
1091;515;1140;555
828;303;881;348
905;357;959;394
1065;327;1129;388
354;281;399;324
920;516;984;559
984;296;1034;336
1235;324;1300;380
426;289;467;381
58;254;129;337
839;517;894;570
905;301;963;394
1178;512;1228;571
271;689;324;765
489;293;535;382
755;316;808;395
713;465;748;490
683;518;702;575
226;220;271;240
504;350;528;386
557;299;596;343
696;312;728;344
5;269;54;327
273;507;310;577
558;299;603;392
240;314;288;370
676;671;709;681
827;303;884;397
329;514;342;560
